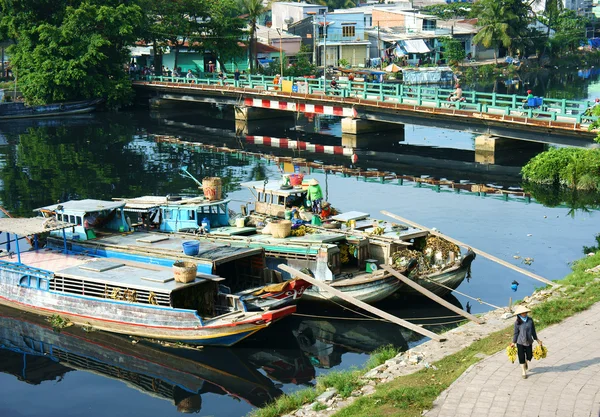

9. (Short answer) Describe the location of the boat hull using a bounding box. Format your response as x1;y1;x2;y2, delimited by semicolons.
301;274;402;304
0;260;294;346
0;99;103;119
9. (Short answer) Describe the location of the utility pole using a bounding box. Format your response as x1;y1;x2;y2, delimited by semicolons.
323;11;327;69
276;28;284;76
312;14;317;65
377;21;381;69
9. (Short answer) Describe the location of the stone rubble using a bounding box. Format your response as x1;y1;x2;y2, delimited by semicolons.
284;284;565;417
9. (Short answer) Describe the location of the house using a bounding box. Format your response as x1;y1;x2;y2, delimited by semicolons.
371;9;438;31
272;2;327;31
315;11;371;67
256;25;302;58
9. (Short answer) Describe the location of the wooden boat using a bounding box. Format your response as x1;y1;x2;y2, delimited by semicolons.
0;305;283;410
110;177;475;304
0;217;295;346
0;98;103;119
114;194;401;304
35;199;311;311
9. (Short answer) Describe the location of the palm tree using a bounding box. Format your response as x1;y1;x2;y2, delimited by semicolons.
239;0;266;73
538;0;563;58
472;0;514;64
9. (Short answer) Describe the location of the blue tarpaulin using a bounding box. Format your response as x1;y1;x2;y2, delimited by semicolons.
588;38;600;49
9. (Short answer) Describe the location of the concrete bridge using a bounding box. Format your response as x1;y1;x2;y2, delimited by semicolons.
132;75;599;148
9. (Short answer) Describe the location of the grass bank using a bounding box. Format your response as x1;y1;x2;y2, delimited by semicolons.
332;252;600;417
250;345;402;417
250;252;600;417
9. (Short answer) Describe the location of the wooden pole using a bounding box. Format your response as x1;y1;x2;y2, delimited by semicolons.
278;264;445;341
381;265;485;324
380;210;556;287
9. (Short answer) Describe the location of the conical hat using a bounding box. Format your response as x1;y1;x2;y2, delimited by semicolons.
308;178;319;185
514;305;531;315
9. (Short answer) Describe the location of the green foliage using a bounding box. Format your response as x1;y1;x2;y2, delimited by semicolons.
439;37;466;67
338;58;350;68
422;3;473;19
365;344;402;369
238;0;268;73
583;233;600;254
472;0;531;63
250;388;318;417
313;402;328;412
47;314;72;331
521;148;600;190
549;10;589;57
316;369;363;398
1;0;143;108
314;0;357;10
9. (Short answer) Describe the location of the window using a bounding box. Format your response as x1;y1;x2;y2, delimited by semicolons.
422;19;436;31
188;210;195;220
76;216;82;225
342;25;355;38
69;215;75;224
163;209;172;220
19;275;49;290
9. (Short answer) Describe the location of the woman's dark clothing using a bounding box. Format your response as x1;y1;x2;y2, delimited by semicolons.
517;344;533;364
513;317;538;346
513;317;538;364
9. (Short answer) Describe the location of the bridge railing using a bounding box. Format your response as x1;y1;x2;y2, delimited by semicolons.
137;75;598;125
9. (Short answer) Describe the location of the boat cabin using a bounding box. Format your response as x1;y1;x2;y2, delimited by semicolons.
114;196;230;233
35;199;130;241
241;181;307;217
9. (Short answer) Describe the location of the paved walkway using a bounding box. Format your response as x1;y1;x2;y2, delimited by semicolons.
425;302;600;417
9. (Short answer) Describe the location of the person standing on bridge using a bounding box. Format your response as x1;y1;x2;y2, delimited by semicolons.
510;305;542;379
186;69;196;83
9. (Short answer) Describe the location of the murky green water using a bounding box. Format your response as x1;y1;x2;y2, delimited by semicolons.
0;91;598;416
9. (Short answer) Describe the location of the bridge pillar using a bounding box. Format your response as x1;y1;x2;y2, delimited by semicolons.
341;117;400;135
475;135;545;165
235;106;288;121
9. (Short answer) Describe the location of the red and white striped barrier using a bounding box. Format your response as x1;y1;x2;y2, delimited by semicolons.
243;98;357;118
245;135;354;156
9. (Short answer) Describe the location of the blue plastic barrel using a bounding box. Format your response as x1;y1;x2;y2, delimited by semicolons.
182;241;200;256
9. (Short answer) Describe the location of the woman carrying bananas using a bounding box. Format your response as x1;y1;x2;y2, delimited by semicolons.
510;305;542;379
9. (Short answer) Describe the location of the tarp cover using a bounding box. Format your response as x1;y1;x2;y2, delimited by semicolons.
402;39;431;54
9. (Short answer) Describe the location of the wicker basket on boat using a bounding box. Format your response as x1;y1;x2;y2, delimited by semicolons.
270;220;292;238
202;177;222;201
173;261;197;283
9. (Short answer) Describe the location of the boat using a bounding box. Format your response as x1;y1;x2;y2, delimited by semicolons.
35;199;311;311
0;305;283;411
113;194;402;304
107;173;475;304
0;98;103;119
0;217;295;346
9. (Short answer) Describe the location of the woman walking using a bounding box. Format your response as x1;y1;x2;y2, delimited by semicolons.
511;306;542;379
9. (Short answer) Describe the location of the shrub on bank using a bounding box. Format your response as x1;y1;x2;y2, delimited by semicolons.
521;148;600;191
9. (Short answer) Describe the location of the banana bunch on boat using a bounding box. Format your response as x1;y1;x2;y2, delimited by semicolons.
533;344;548;360
291;225;307;237
370;226;386;236
340;243;350;264
506;345;518;363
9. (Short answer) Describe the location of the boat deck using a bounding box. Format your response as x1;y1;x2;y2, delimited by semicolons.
86;231;262;263
1;249;221;294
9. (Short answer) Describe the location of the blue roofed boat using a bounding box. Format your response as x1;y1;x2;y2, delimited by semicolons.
35;199;311;311
0;217;295;347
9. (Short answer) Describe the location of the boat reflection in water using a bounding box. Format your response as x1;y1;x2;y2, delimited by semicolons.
0;305;283;414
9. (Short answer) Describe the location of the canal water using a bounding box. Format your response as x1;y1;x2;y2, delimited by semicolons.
0;88;599;416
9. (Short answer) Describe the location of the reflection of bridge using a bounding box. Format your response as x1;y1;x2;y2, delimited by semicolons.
133;76;598;146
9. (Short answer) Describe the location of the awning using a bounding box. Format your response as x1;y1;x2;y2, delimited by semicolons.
402;39;431;54
0;217;76;236
129;46;152;56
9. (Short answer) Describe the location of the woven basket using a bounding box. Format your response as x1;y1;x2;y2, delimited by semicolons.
173;261;197;283
202;177;222;201
270;220;292;238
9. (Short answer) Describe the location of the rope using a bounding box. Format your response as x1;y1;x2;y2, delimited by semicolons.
292;312;464;321
422;277;503;310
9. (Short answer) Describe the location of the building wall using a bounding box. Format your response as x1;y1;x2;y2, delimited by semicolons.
341;45;367;67
372;10;406;28
272;3;327;30
271;38;302;56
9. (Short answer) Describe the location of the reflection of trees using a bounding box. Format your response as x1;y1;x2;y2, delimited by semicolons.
0;123;253;217
523;182;600;217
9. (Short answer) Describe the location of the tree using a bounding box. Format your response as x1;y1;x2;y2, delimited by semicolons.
315;0;356;9
201;0;245;72
0;0;143;108
422;3;474;20
238;0;267;73
472;0;523;64
439;37;466;67
142;0;209;73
